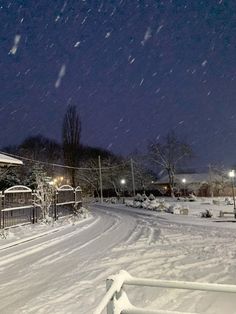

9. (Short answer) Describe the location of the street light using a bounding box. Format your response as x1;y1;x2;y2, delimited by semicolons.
228;170;236;218
120;179;126;203
120;179;126;185
182;178;186;197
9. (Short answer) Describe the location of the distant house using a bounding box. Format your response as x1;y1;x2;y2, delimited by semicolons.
158;172;231;197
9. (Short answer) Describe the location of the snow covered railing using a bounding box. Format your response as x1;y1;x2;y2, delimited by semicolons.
94;270;236;314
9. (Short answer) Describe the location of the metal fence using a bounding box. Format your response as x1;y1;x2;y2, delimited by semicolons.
94;270;236;314
0;184;82;229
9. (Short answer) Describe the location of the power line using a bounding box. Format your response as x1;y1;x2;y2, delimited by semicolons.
0;151;129;171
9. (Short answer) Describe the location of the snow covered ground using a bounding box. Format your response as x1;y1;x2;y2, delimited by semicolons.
1;199;236;313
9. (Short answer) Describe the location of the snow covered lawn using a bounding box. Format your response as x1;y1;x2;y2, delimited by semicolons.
1;201;236;313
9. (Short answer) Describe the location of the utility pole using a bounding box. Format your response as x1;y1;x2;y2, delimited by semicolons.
98;155;103;203
130;158;136;197
208;164;214;197
229;170;236;218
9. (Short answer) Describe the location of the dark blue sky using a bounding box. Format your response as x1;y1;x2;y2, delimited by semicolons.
1;0;236;167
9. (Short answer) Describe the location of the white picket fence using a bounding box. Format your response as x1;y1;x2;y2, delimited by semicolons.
94;270;236;314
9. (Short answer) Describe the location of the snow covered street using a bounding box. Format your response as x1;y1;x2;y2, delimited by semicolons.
1;204;236;313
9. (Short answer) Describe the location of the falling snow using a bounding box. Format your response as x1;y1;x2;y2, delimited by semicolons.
1;1;236;166
9;35;21;55
105;32;111;38
74;41;81;47
55;64;66;88
141;27;152;46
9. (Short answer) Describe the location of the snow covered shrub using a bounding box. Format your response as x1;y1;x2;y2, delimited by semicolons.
32;167;55;223
134;193;143;202
125;200;133;207
173;205;181;215
166;205;174;214
142;200;150;209
77;206;89;219
110;198;117;204
201;209;212;218
148;194;155;201
156;199;167;211
188;194;197;201
225;197;233;205
179;207;189;215
173;205;188;215
133;201;142;208
148;200;159;211
142;193;148;201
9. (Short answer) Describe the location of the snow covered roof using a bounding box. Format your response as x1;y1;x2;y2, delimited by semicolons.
0;153;23;167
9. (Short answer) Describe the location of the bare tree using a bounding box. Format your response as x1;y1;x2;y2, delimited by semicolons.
148;131;193;197
209;164;228;196
62;105;81;187
78;158;100;197
33;167;54;222
95;157;129;198
130;152;157;194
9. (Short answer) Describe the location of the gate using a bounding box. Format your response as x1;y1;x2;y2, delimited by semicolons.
56;185;75;218
0;185;36;228
0;184;83;228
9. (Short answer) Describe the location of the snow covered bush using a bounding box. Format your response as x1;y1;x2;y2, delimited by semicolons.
148;200;159;211
166;205;174;214
76;206;89;219
201;209;212;218
172;205;188;215
110;198;117;204
142;200;151;209
134;193;143;202
148;193;155;201
188;193;197;201
225;197;233;205
33;169;55;223
132;201;142;208
142;193;148;201
125;200;133;207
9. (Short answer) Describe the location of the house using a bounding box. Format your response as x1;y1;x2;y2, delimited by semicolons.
158;172;232;197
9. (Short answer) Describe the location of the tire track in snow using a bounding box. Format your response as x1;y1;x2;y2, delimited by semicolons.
0;216;101;268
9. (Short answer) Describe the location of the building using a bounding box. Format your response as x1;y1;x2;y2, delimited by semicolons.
158;172;232;197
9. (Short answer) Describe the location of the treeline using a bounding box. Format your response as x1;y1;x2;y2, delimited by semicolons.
1;105;156;196
1;135;156;197
1;105;194;197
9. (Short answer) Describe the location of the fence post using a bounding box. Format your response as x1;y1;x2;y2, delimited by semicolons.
0;193;2;229
106;279;115;314
31;191;35;224
54;191;58;220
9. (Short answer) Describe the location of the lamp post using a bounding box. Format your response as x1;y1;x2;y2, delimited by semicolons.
182;178;186;197
228;170;236;218
120;179;126;203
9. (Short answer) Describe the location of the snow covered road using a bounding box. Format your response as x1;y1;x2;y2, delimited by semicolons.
1;204;236;313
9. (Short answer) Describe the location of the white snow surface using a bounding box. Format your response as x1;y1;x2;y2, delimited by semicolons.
1;199;236;313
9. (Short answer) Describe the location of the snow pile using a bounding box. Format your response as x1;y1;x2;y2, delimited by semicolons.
126;195;179;213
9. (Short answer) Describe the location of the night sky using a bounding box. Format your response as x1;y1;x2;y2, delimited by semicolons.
1;0;236;167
